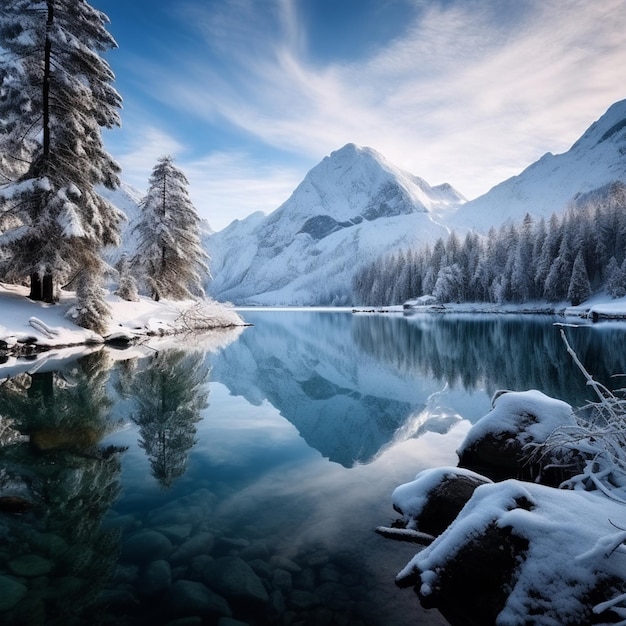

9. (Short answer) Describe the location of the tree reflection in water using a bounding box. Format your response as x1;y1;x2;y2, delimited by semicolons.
0;349;125;625
352;314;626;406
129;349;210;489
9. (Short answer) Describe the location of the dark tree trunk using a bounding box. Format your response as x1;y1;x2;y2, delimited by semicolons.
43;0;53;159
28;2;55;305
29;272;54;303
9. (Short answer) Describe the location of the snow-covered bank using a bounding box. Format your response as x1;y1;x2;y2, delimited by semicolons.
0;283;245;354
353;293;626;322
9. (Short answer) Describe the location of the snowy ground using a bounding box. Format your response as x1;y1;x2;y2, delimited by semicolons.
354;293;626;321
0;282;245;352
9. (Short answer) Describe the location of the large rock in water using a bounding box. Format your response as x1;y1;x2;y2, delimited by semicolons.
202;556;269;605
457;389;582;484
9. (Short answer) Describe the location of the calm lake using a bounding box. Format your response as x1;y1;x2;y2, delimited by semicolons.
1;310;625;625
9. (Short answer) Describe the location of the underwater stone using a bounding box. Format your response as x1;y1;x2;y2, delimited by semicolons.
166;580;231;619
288;589;321;610
154;524;193;542
0;575;27;611
138;559;171;596
122;530;172;563
8;554;53;577
202;556;269;604
170;531;214;563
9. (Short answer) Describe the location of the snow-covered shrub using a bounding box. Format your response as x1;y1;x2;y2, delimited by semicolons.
114;253;139;302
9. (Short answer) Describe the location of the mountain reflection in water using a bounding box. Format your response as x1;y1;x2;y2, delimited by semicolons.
0;311;623;625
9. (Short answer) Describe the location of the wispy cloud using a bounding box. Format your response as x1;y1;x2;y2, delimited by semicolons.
110;0;626;229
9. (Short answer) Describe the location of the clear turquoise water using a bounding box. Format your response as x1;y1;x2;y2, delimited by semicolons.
0;311;623;625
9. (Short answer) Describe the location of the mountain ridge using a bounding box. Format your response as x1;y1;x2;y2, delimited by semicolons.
104;99;626;306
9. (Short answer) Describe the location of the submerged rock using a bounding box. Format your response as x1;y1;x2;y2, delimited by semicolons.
137;559;171;596
122;530;172;563
166;580;231;619
8;554;53;577
0;575;27;611
202;556;269;604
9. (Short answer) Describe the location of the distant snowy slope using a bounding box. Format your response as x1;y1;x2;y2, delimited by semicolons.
207;144;465;305
450;99;626;231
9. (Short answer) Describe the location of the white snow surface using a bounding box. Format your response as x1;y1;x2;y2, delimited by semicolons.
390;388;626;624
392;466;492;530
398;479;626;625
457;389;578;454
0;282;244;353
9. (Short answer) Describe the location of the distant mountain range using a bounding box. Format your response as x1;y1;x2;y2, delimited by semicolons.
106;99;626;305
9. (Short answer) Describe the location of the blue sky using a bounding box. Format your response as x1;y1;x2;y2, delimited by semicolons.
99;0;626;231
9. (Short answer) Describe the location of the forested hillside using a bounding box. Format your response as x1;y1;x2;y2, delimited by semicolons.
352;182;626;306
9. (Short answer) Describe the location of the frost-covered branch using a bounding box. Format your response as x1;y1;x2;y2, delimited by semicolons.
531;328;626;501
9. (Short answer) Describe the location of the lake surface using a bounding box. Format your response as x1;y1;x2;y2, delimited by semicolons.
0;310;625;625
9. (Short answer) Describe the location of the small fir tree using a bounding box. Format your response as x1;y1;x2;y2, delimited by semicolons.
133;156;210;301
114;253;139;302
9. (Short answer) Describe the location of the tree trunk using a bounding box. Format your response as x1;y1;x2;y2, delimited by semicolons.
29;272;54;303
28;2;55;304
43;0;53;159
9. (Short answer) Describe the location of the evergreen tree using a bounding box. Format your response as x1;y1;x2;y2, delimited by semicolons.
606;256;626;298
0;0;123;319
567;250;591;306
133;156;210;301
510;214;534;302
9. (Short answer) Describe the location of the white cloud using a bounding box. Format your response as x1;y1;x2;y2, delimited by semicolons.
111;0;626;223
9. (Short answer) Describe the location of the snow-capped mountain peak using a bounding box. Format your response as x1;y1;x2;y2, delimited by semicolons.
207;143;465;304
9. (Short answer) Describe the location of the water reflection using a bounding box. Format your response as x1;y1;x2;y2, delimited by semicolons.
0;313;625;625
210;311;464;467
127;349;210;489
0;350;124;625
352;314;626;404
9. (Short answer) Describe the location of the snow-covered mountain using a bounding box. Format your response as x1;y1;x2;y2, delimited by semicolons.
450;99;626;231
103;100;626;306
207;143;465;305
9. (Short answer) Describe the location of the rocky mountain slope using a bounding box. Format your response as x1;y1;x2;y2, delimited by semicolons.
449;99;626;231
207;143;464;305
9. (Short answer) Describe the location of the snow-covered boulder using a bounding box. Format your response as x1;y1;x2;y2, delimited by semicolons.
391;467;491;538
457;389;583;484
396;480;626;626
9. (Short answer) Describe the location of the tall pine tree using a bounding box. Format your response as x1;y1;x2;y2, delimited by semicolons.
0;0;123;331
133;156;210;301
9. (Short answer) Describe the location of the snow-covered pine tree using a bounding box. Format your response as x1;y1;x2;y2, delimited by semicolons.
567;250;591;306
133;156;210;302
0;0;123;330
